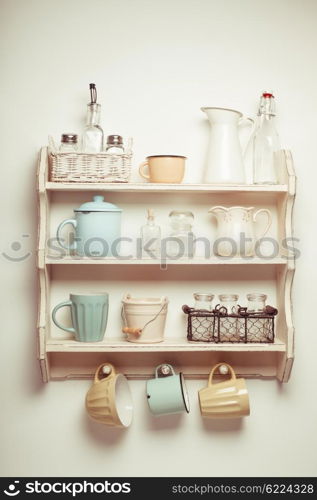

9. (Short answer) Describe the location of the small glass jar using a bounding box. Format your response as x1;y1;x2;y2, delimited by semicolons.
59;133;78;152
247;293;267;313
218;294;239;314
246;293;269;341
168;211;195;258
218;294;240;341
194;292;214;311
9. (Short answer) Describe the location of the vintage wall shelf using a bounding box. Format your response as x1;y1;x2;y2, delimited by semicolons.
37;147;296;383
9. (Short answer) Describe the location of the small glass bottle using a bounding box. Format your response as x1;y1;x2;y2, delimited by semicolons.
106;135;125;154
59;133;78;152
168;211;195;259
193;293;214;311
140;209;161;258
218;294;240;342
82;83;104;153
253;92;280;184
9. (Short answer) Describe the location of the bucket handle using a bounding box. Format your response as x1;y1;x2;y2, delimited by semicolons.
121;297;168;336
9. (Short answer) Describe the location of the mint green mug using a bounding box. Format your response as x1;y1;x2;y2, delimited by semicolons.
52;293;109;342
146;364;190;416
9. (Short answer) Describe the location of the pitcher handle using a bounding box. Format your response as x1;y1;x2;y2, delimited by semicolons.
52;301;75;333
139;161;150;180
253;208;272;239
208;363;236;386
56;219;77;251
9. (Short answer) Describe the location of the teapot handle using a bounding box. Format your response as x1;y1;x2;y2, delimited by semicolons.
56;219;77;251
253;209;273;239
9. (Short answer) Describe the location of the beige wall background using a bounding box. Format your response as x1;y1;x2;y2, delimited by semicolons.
1;0;317;477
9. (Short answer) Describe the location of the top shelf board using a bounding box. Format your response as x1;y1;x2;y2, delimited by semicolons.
45;182;288;194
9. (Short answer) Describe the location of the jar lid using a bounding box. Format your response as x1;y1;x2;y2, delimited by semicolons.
74;195;122;212
107;134;123;146
61;133;78;143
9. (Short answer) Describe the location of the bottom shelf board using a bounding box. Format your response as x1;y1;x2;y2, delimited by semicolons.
44;349;286;381
46;337;286;353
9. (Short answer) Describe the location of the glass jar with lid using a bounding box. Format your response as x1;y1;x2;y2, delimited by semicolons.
168;211;195;258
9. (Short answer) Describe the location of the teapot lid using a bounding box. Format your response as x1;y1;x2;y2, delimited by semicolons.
74;195;122;212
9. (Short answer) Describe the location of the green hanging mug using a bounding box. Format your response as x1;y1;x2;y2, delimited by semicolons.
146;364;190;416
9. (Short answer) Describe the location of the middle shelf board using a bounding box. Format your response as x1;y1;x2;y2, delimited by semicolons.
46;337;286;353
45;182;289;194
44;256;288;266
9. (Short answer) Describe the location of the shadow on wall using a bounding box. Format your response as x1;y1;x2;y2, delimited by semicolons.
202;417;244;433
84;413;128;446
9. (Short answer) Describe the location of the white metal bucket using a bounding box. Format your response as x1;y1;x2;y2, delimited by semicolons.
121;294;169;343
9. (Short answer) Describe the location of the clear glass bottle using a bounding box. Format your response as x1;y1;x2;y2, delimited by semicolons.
193;293;214;310
82;83;104;153
253;92;280;184
168;211;195;259
140;209;161;258
106;135;125;154
59;133;78;152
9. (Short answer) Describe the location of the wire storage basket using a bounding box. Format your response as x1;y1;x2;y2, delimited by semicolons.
182;305;277;343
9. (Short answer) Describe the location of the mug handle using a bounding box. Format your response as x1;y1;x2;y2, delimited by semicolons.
253;208;272;239
139;161;150;180
155;364;175;378
94;363;116;383
52;301;75;333
56;219;77;250
208;363;236;386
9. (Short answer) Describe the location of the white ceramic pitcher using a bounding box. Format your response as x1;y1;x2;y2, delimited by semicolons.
208;206;272;257
201;107;253;184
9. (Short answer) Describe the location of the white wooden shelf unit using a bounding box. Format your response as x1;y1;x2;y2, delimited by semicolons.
37;147;296;383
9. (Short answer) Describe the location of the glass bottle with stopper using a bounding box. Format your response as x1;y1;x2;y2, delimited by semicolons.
82;83;104;153
140;209;161;258
252;91;280;184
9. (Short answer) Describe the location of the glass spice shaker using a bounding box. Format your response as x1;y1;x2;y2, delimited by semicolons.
193;293;214;311
59;133;78;152
106;135;125;154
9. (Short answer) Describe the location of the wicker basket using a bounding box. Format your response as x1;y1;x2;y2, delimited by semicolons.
48;148;132;183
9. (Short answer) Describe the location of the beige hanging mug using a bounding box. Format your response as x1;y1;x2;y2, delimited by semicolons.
139;155;186;183
199;363;250;418
85;363;133;427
